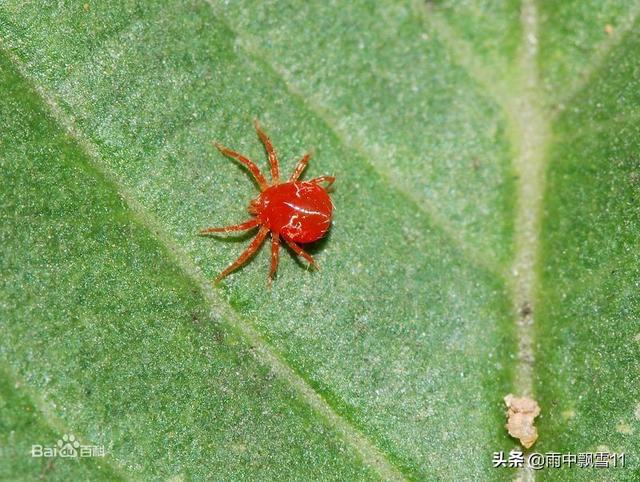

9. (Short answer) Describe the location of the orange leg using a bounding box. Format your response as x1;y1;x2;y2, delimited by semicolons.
254;120;280;183
215;142;268;191
268;232;280;283
290;152;312;181
310;175;335;188
284;238;317;268
215;226;270;283
199;218;259;235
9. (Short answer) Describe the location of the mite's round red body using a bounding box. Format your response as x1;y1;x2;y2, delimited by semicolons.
251;181;333;243
202;121;335;282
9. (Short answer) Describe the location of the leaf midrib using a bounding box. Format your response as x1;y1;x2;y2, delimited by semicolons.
506;0;548;406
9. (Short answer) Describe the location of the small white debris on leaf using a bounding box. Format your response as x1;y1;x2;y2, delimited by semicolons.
504;394;540;449
616;421;633;435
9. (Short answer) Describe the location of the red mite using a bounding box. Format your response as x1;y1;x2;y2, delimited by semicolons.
200;121;335;283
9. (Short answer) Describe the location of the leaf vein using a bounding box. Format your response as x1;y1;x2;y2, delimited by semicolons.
554;1;640;114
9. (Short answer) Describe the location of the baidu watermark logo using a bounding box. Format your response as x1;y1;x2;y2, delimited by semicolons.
31;434;105;458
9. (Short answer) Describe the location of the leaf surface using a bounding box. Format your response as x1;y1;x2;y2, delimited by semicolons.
0;1;638;479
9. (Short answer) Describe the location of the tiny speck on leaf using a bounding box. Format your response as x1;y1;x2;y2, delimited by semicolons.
519;302;532;318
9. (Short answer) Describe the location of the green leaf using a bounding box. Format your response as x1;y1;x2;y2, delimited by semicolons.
0;1;638;480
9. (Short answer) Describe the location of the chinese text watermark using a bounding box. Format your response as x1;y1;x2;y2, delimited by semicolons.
493;450;625;470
